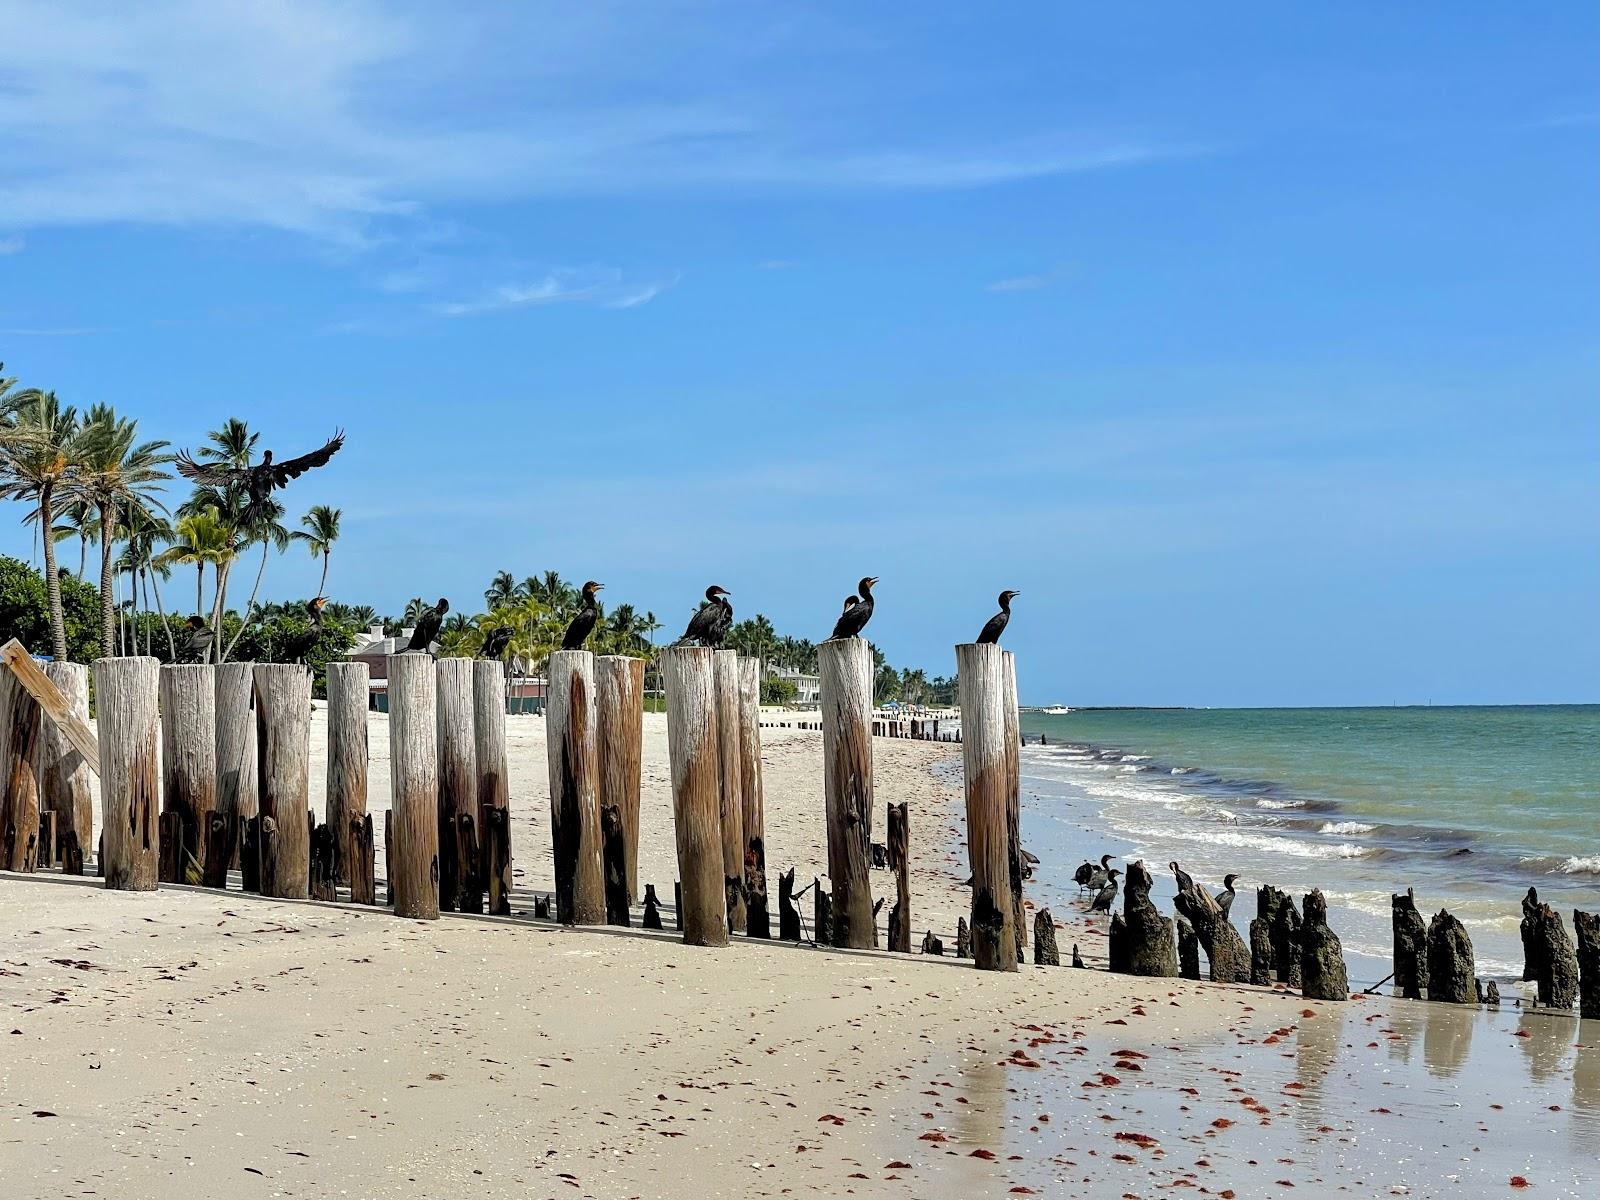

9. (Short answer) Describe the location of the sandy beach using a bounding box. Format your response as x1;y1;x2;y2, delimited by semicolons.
3;711;1597;1197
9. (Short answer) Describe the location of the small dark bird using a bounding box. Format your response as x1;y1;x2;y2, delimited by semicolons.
1071;943;1085;969
1214;873;1239;918
181;615;214;664
1073;859;1095;894
560;581;604;650
480;625;513;662
1170;860;1195;896
280;597;327;665
1089;869;1121;913
976;589;1020;645
175;431;344;528
407;597;448;653
1086;853;1113;892
675;585;733;648
829;576;877;640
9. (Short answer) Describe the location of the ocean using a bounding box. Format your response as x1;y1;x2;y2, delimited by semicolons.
1011;704;1600;987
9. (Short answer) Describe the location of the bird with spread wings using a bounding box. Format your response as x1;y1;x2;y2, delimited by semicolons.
175;431;345;527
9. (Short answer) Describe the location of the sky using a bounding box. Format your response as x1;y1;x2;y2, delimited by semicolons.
1;2;1596;707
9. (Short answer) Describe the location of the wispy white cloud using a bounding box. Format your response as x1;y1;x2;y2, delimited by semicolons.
0;2;1200;244
433;269;673;317
0;236;24;255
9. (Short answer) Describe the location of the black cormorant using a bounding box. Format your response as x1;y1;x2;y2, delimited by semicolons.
675;586;733;648
1086;853;1113;892
480;625;513;662
1215;873;1239;918
1073;859;1095;894
976;590;1020;645
175;431;344;528
181;616;214;664
407;597;448;653
1089;869;1121;913
280;597;327;665
1170;860;1195;896
829;576;877;640
560;581;604;650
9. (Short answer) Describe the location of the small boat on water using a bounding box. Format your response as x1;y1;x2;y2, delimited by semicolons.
1042;704;1070;715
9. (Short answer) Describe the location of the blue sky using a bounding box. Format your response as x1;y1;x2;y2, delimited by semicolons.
1;2;1596;706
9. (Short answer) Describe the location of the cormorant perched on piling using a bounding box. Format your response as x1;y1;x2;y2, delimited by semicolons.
1089;869;1121;913
407;598;448;653
1085;853;1113;892
280;597;327;665
976;590;1020;645
175;431;344;528
829;576;877;640
561;581;604;650
480;624;513;663
1214;873;1239;918
675;586;733;648
1169;860;1195;896
181;616;214;664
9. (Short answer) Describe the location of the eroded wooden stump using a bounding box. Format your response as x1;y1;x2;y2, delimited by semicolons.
1392;888;1429;1000
1300;889;1349;1001
1033;909;1059;966
349;813;376;905
1426;909;1476;1004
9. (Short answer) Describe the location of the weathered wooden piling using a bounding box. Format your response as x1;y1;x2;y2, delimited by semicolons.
886;801;910;952
94;656;161;890
737;656;766;931
1519;886;1540;983
956;641;1013;971
1392;888;1429;1000
325;661;368;885
812;879;833;945
596;655;644;903
387;653;440;920
35;810;53;868
252;664;310;900
1299;889;1349;1001
1033;909;1060;966
1001;651;1025;963
660;646;727;946
435;657;479;913
1173;865;1250;983
1119;859;1179;976
159;664;216;879
712;649;746;933
820;637;876;950
1177;917;1201;979
214;662;258;847
1575;910;1600;1020
546;649;606;926
309;823;338;901
601;804;630;926
1528;903;1579;1009
472;659;512;916
1;664;44;871
41;662;92;873
349;813;376;904
778;866;801;941
1426;909;1476;1003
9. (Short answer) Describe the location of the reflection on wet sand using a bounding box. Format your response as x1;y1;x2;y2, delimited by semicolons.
1421;1000;1475;1078
1292;1001;1346;1131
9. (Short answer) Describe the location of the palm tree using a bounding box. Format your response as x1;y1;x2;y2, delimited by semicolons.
290;504;341;596
157;507;234;617
0;390;83;659
220;500;289;662
404;596;430;624
119;505;176;658
485;570;518;610
74;405;172;656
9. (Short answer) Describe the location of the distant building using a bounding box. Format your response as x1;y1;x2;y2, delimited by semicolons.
768;664;820;706
345;624;547;712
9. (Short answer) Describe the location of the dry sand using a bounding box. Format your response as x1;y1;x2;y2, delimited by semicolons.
4;709;1596;1197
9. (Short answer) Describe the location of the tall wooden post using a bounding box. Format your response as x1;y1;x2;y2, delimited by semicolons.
1;665;44;871
1001;651;1024;963
253;664;310;900
738;656;768;936
545;649;605;925
388;653;439;919
957;642;1016;971
436;657;479;912
596;655;644;902
886;801;910;952
819;637;875;949
42;662;92;873
214;662;258;832
159;664;216;878
472;659;512;916
94;656;160;890
713;649;746;933
660;646;727;946
325;661;368;885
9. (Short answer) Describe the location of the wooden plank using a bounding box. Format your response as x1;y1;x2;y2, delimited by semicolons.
0;640;100;774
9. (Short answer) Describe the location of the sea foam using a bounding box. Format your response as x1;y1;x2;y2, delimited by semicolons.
1319;821;1376;835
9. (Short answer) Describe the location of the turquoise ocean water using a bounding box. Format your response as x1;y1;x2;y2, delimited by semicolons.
1014;705;1600;986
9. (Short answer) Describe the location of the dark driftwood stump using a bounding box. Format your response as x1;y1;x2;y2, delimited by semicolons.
673;881;683;932
309;823;338;901
383;810;394;907
1528;903;1579;1009
745;837;770;939
1251;885;1302;987
1177;917;1201;980
1249;914;1273;986
642;884;663;929
202;814;236;890
36;811;54;869
455;812;482;915
534;895;552;920
1108;913;1128;973
922;930;944;956
1033;909;1059;966
483;807;512;917
1392;888;1429;1000
778;868;801;941
1426;909;1476;1004
813;880;833;946
1574;909;1599;1020
601;804;630;927
886;802;911;953
258;816;282;897
157;811;184;884
61;831;83;876
1118;860;1177;977
241;816;261;892
1173;864;1246;982
349;814;376;905
956;916;971;959
1520;887;1540;982
1299;889;1349;1001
